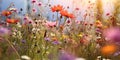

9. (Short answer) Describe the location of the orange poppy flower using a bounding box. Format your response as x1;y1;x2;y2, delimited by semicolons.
101;44;117;56
60;10;74;18
60;10;68;16
1;10;12;16
67;13;74;18
6;18;19;24
51;5;63;12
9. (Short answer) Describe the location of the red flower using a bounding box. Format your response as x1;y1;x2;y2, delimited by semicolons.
1;10;12;16
51;5;63;12
6;18;19;24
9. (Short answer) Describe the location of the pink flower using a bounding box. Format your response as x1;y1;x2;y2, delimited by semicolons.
106;13;110;16
75;20;81;24
75;8;79;10
44;21;57;28
32;8;36;12
0;27;11;36
59;50;75;60
31;0;36;3
38;2;42;6
103;27;120;44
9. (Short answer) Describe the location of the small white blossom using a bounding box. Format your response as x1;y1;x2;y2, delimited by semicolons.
21;55;31;60
75;58;86;60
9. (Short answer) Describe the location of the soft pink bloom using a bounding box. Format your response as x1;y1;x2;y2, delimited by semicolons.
75;20;81;24
44;21;57;28
106;13;110;16
75;8;79;10
38;2;42;6
31;0;36;3
32;8;37;12
58;50;75;60
103;27;120;44
0;27;11;36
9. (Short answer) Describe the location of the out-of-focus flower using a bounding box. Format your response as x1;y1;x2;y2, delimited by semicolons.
103;27;120;44
75;20;81;24
78;33;83;37
9;8;17;12
60;10;74;18
32;8;36;12
6;18;19;24
50;33;56;37
21;55;31;60
23;16;28;20
67;13;74;18
31;0;36;3
114;51;120;56
62;35;68;39
58;50;75;60
38;2;42;6
75;8;79;10
0;27;11;36
106;13;110;16
75;58;86;60
44;37;51;41
52;40;60;45
84;22;88;26
60;10;68;16
44;21;57;28
21;40;26;44
67;20;71;24
1;10;12;16
51;5;63;12
95;20;102;28
101;44;117;56
80;39;89;45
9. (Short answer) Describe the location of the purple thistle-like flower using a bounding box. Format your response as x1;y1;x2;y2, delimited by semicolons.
0;27;10;36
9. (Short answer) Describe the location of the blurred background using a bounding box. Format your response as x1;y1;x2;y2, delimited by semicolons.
0;0;120;21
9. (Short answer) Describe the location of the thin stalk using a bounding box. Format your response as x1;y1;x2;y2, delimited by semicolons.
5;36;20;58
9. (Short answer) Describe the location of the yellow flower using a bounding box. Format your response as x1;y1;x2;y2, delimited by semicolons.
78;33;83;37
62;35;68;39
50;33;55;37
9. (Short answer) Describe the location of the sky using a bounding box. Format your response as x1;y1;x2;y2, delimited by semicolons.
0;0;116;21
0;0;27;13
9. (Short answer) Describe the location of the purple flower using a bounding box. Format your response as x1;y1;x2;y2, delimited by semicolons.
59;50;75;60
0;27;11;36
114;52;120;56
103;27;120;43
52;40;60;45
44;37;51;41
21;40;26;43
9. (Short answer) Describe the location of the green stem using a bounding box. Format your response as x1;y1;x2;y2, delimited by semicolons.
5;36;20;58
